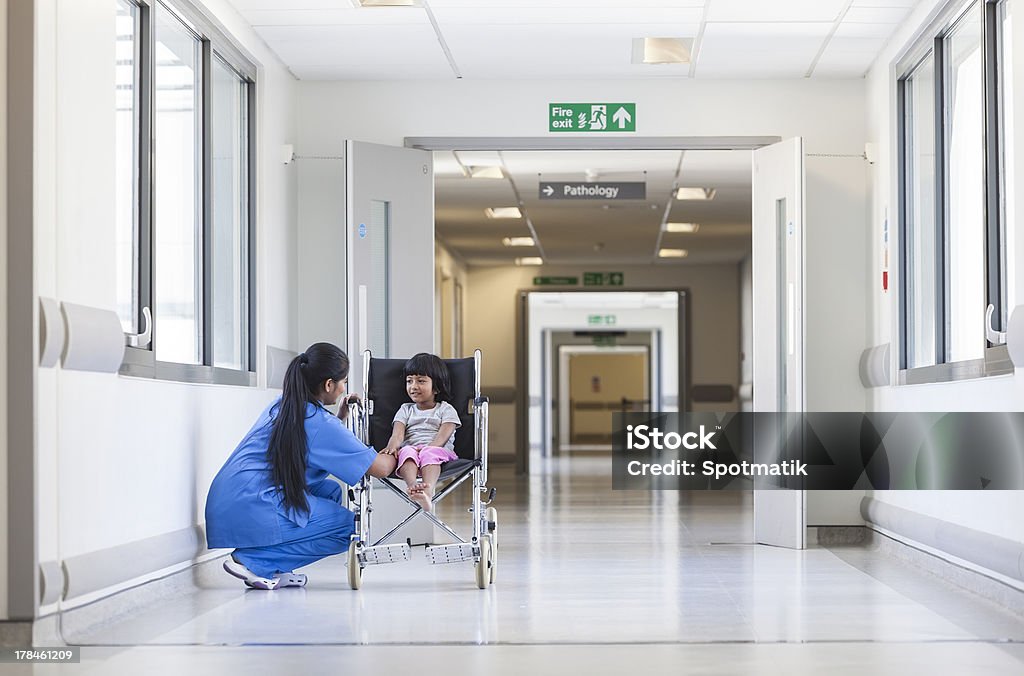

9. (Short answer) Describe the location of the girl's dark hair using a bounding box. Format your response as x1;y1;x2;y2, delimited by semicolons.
404;353;451;404
269;342;349;514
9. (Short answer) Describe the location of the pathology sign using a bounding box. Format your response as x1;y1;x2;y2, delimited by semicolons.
539;182;646;200
549;103;636;132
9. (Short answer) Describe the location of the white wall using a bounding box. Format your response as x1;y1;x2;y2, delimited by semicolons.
32;0;298;611
865;0;1024;544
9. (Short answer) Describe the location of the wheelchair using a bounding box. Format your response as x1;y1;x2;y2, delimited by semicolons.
344;349;497;589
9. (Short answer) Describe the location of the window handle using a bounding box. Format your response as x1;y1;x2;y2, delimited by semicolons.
125;306;152;348
986;304;1006;345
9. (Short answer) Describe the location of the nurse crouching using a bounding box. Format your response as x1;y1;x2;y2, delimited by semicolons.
205;342;397;590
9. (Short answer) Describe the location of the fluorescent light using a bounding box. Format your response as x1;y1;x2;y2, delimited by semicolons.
515;257;544;266
485;207;522;219
674;187;716;200
468;165;504;179
502;236;535;247
663;222;700;233
658;248;688;258
632;37;693;65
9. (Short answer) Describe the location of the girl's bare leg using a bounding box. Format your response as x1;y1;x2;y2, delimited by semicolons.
398;458;420;490
417;464;441;510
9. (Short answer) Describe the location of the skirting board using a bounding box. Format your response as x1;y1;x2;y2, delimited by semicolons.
861;497;1024;585
63;525;207;601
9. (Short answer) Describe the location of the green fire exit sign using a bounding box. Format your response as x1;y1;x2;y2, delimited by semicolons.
549;103;636;132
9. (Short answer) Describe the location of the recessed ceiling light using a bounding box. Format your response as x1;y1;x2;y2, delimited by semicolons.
632;37;693;65
468;165;505;179
658;248;688;258
486;207;522;219
515;257;544;266
663;222;700;233
502;236;535;247
674;188;716;200
354;0;419;7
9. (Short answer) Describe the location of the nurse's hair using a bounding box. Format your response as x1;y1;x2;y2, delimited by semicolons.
403;353;451;404
269;342;350;514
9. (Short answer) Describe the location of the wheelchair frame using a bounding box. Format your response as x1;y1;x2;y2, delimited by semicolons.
345;349;497;589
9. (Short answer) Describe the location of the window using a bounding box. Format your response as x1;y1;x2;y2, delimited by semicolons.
115;0;141;334
117;0;256;384
898;0;1013;381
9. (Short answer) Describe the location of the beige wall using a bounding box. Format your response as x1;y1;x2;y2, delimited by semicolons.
465;263;741;459
435;242;468;358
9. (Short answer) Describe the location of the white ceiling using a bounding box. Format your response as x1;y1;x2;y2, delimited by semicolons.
228;0;922;80
435;149;753;267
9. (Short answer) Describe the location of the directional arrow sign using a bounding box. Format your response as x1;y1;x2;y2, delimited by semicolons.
612;106;632;129
539;182;646;200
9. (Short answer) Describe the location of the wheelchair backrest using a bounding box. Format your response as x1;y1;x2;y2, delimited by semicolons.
366;357;477;461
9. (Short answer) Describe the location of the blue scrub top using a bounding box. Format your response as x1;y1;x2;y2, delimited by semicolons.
205;397;378;549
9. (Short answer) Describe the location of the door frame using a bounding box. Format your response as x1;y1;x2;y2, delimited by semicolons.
517;288;690;475
404;135;782;474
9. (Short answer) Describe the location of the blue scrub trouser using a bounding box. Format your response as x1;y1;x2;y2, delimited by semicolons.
232;489;355;578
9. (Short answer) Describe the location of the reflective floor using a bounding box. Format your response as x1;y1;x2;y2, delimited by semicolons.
24;457;1024;674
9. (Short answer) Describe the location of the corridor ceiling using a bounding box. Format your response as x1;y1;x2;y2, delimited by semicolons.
226;1;916;266
229;0;922;80
434;149;752;267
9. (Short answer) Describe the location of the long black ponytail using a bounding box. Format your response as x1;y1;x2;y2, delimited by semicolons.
268;342;349;514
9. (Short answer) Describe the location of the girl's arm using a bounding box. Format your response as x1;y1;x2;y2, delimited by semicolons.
382;421;406;455
428;422;457;449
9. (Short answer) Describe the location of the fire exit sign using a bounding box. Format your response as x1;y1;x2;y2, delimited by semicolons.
549;103;636;132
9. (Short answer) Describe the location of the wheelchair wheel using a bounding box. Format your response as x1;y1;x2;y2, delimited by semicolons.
487;534;497;584
486;506;498;552
347;545;363;590
474;537;492;590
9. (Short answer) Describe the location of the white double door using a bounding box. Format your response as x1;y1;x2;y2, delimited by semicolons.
751;137;807;550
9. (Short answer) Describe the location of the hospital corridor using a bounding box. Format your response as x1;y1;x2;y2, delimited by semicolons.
3;0;1024;674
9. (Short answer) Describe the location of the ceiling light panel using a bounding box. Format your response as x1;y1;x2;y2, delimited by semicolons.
502;237;536;247
633;37;692;64
663;222;700;233
515;257;543;266
675;188;715;200
658;249;688;258
468;166;505;179
707;0;849;23
486;207;522;219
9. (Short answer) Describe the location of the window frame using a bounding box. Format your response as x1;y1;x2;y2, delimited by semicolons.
119;0;258;386
896;0;1013;385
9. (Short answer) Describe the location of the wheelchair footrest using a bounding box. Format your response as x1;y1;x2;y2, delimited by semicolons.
425;543;476;564
358;543;411;566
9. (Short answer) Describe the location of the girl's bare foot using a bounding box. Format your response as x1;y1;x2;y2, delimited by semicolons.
409;484;432;512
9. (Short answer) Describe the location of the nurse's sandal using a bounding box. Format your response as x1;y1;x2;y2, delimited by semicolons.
270;572;307;588
223;557;280;590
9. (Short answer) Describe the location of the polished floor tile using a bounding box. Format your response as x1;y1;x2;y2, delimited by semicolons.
54;456;1024;674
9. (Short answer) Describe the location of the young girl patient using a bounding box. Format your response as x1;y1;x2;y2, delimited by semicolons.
382;353;461;512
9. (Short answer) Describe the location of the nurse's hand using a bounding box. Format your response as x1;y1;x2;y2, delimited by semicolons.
336;394;361;420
